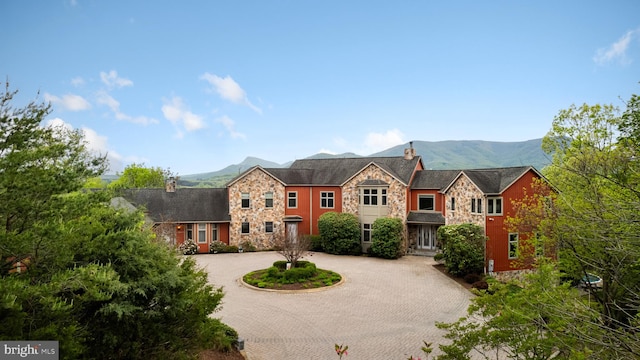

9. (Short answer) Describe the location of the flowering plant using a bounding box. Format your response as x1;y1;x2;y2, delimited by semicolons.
179;238;198;255
210;240;226;253
335;344;348;359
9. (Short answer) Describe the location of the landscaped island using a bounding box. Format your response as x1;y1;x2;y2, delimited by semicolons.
243;260;342;290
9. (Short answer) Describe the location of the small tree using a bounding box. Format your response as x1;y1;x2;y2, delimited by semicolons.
317;212;361;255
437;224;485;277
108;163;174;190
370;217;403;259
272;232;311;268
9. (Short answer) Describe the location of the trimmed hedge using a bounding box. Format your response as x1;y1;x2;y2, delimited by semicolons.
370;217;404;259
318;212;362;255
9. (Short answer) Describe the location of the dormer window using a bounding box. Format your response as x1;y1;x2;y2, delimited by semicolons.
418;195;435;211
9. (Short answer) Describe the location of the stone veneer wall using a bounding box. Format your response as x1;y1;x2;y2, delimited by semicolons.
227;168;286;249
342;164;408;220
445;175;485;227
342;164;409;247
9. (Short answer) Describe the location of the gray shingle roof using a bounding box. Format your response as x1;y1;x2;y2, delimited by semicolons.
407;211;446;224
121;188;230;223
410;170;460;189
286;156;422;185
462;166;533;194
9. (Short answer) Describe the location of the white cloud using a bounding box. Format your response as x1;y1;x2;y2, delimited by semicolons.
161;96;206;132
215;115;246;139
317;148;337;155
594;28;640;65
46;117;74;132
71;76;85;87
44;93;91;111
96;91;158;125
200;73;262;114
100;70;133;88
364;129;405;153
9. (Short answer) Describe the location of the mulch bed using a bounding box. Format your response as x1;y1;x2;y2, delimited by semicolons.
199;349;245;360
433;263;474;291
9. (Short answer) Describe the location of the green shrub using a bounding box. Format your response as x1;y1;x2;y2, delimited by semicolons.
309;235;323;251
223;245;238;253
318;212;362;255
179;238;198;255
240;241;257;252
209;240;226;253
370;217;404;259
437;224;486;277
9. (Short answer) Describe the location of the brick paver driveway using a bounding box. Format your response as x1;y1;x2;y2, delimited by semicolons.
196;252;473;359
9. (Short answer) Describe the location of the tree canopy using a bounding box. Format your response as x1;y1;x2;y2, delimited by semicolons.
0;84;236;359
108;163;174;189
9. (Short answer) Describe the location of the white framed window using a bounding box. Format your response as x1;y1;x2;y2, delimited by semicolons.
487;197;503;215
197;223;207;243
265;221;274;233
241;222;250;234
287;191;297;208
320;191;334;208
186;224;193;240
241;192;250;208
418;195;435;211
363;223;371;242
211;224;218;242
471;198;483;214
265;192;273;208
361;189;378;205
508;233;519;259
381;189;387;206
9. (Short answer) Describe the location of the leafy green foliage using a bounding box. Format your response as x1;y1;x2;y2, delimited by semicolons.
369;217;404;259
437;224;485;277
243;261;341;289
108;163;174;190
436;263;592;359
0;85;235;359
317;212;362;255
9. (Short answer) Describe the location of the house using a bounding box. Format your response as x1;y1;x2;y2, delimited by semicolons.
121;144;550;274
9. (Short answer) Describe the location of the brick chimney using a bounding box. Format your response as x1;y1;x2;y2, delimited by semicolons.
165;177;176;192
404;141;416;160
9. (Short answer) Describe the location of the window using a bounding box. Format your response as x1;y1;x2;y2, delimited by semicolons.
241;222;250;234
265;221;274;233
287;192;297;208
381;189;387;206
265;192;273;208
534;233;544;258
509;233;519;259
320;192;334;208
471;198;483;214
241;193;250;208
451;197;456;211
211;224;218;242
418;195;435;211
487;197;502;215
363;223;371;242
197;223;207;243
186;224;193;240
362;189;378;205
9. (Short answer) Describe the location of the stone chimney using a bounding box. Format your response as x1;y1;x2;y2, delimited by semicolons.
165;177;176;192
404;141;416;160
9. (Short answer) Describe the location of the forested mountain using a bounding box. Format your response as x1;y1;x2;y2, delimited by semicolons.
178;138;549;187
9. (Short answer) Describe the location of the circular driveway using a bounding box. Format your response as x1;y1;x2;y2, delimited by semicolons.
196;252;473;359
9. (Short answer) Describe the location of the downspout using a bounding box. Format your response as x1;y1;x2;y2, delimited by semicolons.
309;187;313;235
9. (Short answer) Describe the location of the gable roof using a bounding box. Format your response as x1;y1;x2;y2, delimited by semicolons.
440;166;540;195
285;156;422;186
121;188;230;223
226;166;288;187
410;170;460;189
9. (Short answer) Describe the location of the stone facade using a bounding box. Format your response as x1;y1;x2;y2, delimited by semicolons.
227;168;286;249
342;164;408;220
445;174;485;227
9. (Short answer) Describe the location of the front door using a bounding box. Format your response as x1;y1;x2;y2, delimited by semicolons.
417;225;437;250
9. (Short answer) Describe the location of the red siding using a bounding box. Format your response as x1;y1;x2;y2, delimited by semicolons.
310;186;342;235
285;186;312;235
485;170;539;272
410;189;444;212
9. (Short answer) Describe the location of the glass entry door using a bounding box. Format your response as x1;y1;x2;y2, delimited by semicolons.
417;225;437;250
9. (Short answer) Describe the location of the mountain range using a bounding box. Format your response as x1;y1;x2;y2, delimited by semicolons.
179;138;550;186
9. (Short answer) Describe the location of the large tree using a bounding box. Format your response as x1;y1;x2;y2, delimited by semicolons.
436;95;640;359
108;163;174;189
0;84;236;359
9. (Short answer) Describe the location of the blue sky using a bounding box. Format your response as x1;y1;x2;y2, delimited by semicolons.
2;1;639;175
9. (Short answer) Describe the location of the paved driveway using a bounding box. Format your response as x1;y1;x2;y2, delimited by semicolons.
196;252;473;359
